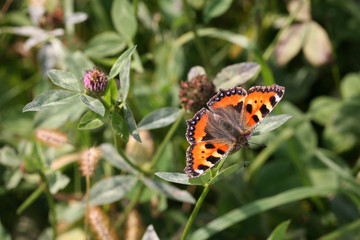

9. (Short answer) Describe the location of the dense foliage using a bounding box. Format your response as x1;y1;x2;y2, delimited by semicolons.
0;0;360;239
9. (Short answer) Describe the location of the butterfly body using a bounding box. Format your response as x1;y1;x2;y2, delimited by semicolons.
184;84;285;178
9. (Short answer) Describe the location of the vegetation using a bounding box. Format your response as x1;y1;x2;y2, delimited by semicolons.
0;0;360;239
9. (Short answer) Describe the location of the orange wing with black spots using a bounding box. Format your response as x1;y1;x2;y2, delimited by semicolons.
244;85;285;131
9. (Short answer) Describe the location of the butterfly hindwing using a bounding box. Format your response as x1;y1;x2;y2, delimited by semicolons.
185;142;231;178
244;84;285;130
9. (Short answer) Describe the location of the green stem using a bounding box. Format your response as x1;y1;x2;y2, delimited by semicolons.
35;142;57;238
181;184;211;240
149;109;185;170
181;0;213;76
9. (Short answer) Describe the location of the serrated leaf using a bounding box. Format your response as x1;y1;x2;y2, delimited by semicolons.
155;172;204;185
138;107;181;130
141;225;160;240
89;175;136;205
111;0;137;40
80;95;105;116
275;23;305;66
117;58;131;102
267;220;291;240
47;69;83;91
78;111;104;130
109;46;137;79
203;0;233;23
213;62;260;89
303;21;332;66
23;90;80;112
100;143;136;173
85;31;126;58
112;111;129;142
124;103;141;142
253;114;292;136
142;177;196;204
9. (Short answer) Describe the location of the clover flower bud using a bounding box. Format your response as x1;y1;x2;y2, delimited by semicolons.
83;69;108;97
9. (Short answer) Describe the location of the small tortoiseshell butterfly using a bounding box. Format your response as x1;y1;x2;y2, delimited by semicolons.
184;84;285;178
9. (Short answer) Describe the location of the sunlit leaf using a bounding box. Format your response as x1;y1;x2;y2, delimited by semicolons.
0;146;22;167
138;107;181;130
111;0;137;41
303;21;332;66
203;0;233;23
275;23;305;66
89;175;137;205
213;62;260;89
267;220;291;240
253;114;292;136
109;46;137;79
308;96;341;126
340;73;360;100
141;225;160;240
23;90;80;112
142;177;196;204
78;111;104;130
118;58;131;102
155;172;204;185
48;172;70;194
85;31;126;58
80;95;105;116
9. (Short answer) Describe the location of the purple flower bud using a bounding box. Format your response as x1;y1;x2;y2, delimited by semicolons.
83;69;108;97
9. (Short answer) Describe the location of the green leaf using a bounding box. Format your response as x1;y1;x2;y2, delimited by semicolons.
100;143;136;173
109;45;137;79
65;51;94;79
117;58;131;102
340;73;360;100
78;111;104;130
142;177;196;204
89;175;136;205
104;79;118;106
208;163;245;185
47;69;83;92
267;220;291;240
80;95;105;116
111;111;129;142
85;31;126;58
213;62;261;89
155;172;204;185
48;172;70;194
138;107;181;130
189;186;337;240
23;90;80;112
124;103;141;142
308;96;341;126
253;114;292;136
111;0;137;41
203;0;233;23
0;146;22;167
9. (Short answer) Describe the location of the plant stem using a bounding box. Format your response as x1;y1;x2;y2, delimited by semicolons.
115;183;145;229
181;0;213;76
35;143;57;238
181;184;211;240
149;109;185;170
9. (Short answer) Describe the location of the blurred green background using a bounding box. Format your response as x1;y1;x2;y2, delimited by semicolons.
0;0;360;239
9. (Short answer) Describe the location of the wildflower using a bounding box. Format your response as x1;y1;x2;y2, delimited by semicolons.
83;69;108;97
35;128;68;148
179;74;216;113
79;147;102;177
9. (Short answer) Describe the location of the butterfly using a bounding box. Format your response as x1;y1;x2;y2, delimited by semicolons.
184;84;285;178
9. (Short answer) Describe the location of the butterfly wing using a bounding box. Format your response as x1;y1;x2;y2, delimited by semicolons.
185;87;247;178
243;84;285;132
